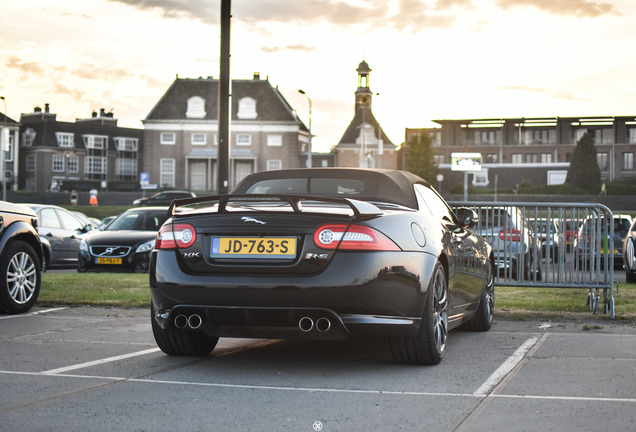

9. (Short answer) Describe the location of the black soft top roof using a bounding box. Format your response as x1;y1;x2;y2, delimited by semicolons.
232;168;427;209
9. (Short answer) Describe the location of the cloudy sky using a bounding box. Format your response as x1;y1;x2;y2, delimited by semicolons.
1;0;635;151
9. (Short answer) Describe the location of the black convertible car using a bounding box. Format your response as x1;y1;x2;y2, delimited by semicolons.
149;168;494;365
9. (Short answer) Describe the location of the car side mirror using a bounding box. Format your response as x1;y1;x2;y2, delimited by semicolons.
456;207;478;228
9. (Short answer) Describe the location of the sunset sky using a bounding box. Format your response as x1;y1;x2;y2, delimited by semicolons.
2;0;635;152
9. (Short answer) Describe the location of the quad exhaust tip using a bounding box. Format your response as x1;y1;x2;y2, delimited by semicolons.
174;313;203;330
298;316;331;332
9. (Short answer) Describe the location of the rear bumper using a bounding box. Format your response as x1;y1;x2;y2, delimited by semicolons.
150;249;436;339
153;305;421;340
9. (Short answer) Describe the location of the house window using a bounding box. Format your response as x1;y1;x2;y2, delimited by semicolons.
595;129;614;144
68;156;79;173
161;133;176;145
486;153;498;163
114;137;138;151
597;152;608;171
267;160;282;171
85;156;107;174
116;158;137;176
160;158;175;187
541;153;552;163
22;130;35;147
433;154;444;165
186;96;206;119
524;129;555;145
5;134;13;162
624;152;634;171
26;155;36;172
511;154;523;164
192;133;206;145
267;134;282;147
629;128;636;144
237;97;257;119
236;134;251;146
56;132;74;148
84;135;107;149
52;155;65;172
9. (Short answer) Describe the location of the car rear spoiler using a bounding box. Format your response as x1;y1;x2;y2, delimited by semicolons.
168;194;384;219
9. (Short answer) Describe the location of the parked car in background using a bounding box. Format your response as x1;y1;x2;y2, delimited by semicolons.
0;201;42;313
97;216;116;230
24;204;93;270
474;206;540;280
71;211;100;230
150;168;495;365
623;218;636;283
78;207;170;273
575;214;632;269
133;191;196;206
529;218;560;262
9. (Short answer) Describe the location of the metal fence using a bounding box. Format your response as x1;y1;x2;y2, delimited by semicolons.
449;201;619;318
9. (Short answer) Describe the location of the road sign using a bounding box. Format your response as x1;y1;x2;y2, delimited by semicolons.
140;172;149;185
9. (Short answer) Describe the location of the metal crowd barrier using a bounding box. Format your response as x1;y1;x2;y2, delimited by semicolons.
449;201;618;318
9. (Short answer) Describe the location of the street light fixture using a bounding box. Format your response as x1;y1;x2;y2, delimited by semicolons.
298;89;312;168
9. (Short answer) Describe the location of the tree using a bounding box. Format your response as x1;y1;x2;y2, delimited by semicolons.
404;132;439;185
565;131;601;193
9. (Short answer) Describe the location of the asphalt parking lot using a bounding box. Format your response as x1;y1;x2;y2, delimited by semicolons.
1;306;635;431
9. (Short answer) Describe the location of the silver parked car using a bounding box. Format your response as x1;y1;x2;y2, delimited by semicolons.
24;204;93;270
476;206;540;280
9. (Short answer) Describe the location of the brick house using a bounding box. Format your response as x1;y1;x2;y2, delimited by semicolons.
19;104;142;192
142;73;308;192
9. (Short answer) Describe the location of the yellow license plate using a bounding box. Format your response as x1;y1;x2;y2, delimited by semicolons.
96;257;122;265
211;237;296;259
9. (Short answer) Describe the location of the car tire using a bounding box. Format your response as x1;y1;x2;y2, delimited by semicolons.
463;260;494;332
626;239;636;283
0;241;42;314
151;303;219;356
389;261;448;365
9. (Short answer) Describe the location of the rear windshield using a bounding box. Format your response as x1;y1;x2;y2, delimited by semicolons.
244;178;366;196
108;210;169;231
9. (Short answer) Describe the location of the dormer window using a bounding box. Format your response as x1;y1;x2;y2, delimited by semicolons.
237;97;257;119
186;96;206;119
55;132;74;148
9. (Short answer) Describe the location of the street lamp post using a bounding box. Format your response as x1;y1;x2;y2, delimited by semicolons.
0;96;7;201
298;89;312;168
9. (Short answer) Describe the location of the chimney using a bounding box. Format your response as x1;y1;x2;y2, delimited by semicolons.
100;108;106;117
44;103;50;113
92;111;97;118
34;106;42;113
253;72;260;80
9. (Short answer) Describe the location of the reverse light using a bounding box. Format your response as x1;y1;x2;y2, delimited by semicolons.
155;223;197;249
313;224;400;251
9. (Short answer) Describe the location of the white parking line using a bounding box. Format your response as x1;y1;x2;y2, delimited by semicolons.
0;307;67;320
473;335;541;396
41;348;160;375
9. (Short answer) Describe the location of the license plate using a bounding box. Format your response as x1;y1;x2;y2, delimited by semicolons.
96;257;122;265
211;237;296;259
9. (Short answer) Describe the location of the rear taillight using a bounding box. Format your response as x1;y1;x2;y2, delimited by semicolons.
155;223;197;249
313;224;400;251
499;229;521;242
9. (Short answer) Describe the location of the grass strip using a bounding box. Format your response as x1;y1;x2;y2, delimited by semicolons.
38;273;636;322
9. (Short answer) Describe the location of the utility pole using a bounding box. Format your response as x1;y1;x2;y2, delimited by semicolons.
217;0;231;194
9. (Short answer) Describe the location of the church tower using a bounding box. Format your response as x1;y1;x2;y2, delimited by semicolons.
332;60;396;169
